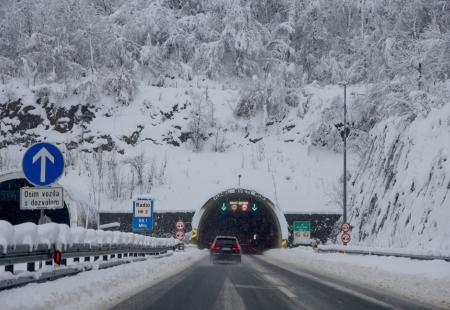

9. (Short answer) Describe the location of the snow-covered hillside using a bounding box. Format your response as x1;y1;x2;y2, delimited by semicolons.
0;80;344;218
350;93;450;251
1;0;450;250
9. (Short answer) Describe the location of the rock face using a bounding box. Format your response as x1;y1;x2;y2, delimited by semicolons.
1;99;44;136
1;94;95;148
349;105;450;251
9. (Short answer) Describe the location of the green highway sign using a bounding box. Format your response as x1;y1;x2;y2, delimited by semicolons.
293;221;310;232
293;221;311;245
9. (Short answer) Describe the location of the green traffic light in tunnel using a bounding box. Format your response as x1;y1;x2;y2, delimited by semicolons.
251;203;258;212
220;202;227;212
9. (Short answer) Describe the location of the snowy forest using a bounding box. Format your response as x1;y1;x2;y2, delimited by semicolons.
1;0;449;105
1;0;450;250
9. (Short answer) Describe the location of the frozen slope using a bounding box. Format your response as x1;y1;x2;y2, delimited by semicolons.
1;81;343;216
349;102;450;251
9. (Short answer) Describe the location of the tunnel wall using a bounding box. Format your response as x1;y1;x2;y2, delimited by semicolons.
284;213;341;244
100;211;194;236
99;211;341;243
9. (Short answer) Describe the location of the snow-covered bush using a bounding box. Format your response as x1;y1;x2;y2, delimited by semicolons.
73;77;100;105
235;76;288;121
193;40;225;78
103;71;136;105
0;56;16;84
188;94;208;152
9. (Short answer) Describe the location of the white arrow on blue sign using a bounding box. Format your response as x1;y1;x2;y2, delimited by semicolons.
22;142;65;186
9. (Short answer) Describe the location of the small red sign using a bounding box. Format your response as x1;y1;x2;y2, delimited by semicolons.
341;222;351;233
176;231;185;240
341;232;351;244
176;220;185;230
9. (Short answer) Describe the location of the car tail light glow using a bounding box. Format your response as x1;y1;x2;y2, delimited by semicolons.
211;242;220;252
232;243;241;254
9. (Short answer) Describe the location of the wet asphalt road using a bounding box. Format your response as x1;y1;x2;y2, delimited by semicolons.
111;255;436;310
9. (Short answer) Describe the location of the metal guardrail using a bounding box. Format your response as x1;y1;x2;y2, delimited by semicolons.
315;246;450;262
0;243;180;290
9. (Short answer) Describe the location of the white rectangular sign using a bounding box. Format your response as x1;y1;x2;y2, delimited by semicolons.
20;187;64;210
134;200;151;217
293;231;311;245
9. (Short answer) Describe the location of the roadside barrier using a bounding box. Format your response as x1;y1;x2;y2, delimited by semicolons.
0;221;180;290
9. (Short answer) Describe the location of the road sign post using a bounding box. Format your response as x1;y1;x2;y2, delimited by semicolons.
175;219;185;241
132;197;153;232
293;221;311;245
340;222;351;245
341;233;351;244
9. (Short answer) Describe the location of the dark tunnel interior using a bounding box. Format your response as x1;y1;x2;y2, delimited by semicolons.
198;192;280;252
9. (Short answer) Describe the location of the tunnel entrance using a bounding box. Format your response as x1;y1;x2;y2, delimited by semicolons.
196;189;284;252
0;178;70;225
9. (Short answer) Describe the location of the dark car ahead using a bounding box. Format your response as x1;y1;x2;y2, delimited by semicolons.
210;236;241;264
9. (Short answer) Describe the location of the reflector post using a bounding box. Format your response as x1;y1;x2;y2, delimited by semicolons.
54;250;62;265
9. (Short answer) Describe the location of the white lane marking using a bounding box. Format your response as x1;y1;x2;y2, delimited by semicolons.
260;271;297;298
222;277;246;310
262;273;282;286
278;286;297;298
250;257;315;310
234;284;272;289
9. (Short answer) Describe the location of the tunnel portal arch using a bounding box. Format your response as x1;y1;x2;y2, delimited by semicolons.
192;188;288;249
0;170;78;226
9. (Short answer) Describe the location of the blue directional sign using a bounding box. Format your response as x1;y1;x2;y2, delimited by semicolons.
22;143;65;186
132;197;153;231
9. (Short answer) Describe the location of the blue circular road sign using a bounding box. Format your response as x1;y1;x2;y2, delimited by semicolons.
22;142;65;186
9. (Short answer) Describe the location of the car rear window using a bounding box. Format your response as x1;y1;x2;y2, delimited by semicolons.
216;238;237;246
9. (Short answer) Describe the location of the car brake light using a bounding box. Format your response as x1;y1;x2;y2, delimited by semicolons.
232;243;241;253
211;242;220;252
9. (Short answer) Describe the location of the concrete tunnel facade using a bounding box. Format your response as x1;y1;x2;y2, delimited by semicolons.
191;188;289;249
0;170;79;226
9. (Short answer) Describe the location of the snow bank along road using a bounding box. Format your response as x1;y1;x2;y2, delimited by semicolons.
265;247;450;309
0;247;206;310
112;254;437;310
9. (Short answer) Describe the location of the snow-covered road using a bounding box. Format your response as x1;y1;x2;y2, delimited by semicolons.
264;247;450;309
0;247;207;310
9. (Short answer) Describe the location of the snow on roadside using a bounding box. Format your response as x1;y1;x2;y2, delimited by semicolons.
0;221;178;252
265;247;450;309
0;247;207;310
